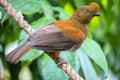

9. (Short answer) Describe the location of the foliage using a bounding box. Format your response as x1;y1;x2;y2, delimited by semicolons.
0;0;119;80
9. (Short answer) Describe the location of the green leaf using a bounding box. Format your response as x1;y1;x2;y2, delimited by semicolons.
8;0;42;15
39;0;54;19
73;0;86;8
31;16;55;29
61;51;81;72
40;51;81;80
63;2;74;16
81;38;108;74
41;54;69;80
21;49;43;64
0;7;9;24
53;7;69;20
77;49;98;80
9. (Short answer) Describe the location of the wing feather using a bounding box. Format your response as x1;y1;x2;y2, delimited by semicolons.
28;24;75;52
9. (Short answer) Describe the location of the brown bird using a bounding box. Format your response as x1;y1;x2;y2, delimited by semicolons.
6;2;100;64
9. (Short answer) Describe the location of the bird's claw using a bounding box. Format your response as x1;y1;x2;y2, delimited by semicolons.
57;57;68;67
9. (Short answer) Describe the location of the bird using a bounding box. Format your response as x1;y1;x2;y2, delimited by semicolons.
6;2;100;64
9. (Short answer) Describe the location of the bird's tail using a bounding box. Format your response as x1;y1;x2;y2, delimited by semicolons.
6;42;31;64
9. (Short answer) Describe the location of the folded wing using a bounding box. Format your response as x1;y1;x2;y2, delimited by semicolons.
28;24;76;52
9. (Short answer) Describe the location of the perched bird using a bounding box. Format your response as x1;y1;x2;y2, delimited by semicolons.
6;2;100;64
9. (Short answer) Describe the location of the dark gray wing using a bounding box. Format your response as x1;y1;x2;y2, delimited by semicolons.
28;24;76;52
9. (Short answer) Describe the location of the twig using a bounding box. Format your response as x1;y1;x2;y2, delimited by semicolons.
60;63;84;80
0;0;84;80
0;0;34;34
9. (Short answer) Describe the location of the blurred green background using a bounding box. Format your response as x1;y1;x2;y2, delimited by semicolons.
0;0;120;80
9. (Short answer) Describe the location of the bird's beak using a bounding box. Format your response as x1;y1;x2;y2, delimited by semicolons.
93;12;100;16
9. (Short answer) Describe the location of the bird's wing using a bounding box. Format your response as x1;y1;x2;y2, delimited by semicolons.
28;24;76;52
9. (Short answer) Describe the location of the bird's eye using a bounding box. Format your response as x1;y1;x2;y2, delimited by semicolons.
82;9;88;14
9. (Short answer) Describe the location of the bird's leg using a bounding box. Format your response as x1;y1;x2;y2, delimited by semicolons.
56;56;68;67
46;51;67;66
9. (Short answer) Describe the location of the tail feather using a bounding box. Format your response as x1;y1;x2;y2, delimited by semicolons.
6;42;31;64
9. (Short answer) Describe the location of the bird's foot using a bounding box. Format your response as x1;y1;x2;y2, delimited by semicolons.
57;57;68;67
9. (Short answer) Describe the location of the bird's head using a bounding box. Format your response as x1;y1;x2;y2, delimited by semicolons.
71;2;100;24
